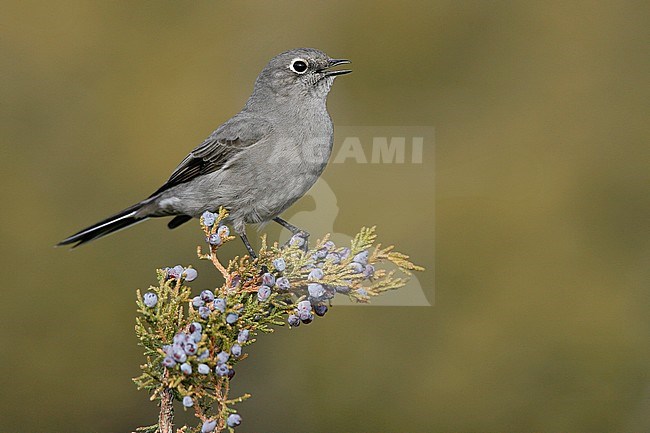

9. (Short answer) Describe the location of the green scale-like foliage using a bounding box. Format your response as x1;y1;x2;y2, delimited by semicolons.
134;208;423;433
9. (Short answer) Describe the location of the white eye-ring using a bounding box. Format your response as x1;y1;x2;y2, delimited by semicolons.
289;58;309;74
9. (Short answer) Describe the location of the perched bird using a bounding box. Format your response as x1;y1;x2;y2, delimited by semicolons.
58;48;351;257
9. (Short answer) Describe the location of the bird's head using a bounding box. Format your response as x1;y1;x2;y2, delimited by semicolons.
251;48;351;103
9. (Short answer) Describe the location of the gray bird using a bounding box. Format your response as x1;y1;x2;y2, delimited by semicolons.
58;48;351;257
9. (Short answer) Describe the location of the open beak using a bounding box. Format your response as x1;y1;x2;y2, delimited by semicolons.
322;58;352;77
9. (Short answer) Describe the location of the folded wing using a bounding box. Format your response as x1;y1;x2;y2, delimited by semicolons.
153;113;272;195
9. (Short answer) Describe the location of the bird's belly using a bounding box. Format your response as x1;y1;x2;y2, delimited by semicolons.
224;135;331;226
253;171;320;218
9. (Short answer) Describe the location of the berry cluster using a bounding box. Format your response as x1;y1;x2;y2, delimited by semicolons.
177;291;251;428
200;412;241;433
159;310;248;427
142;265;198;309
240;239;377;328
253;257;324;327
191;288;234;321
163;264;199;282
202;211;231;246
307;242;373;296
255;267;291;303
280;240;374;327
159;323;214;408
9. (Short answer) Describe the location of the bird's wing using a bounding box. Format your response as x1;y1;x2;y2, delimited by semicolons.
152;114;272;195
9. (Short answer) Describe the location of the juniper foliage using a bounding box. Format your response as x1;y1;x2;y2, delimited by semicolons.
133;208;423;433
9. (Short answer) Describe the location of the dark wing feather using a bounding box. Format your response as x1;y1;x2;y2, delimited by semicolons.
152;114;271;196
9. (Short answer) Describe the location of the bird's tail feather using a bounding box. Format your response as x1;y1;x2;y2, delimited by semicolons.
57;202;148;248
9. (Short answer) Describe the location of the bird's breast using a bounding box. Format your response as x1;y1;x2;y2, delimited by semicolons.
236;113;333;220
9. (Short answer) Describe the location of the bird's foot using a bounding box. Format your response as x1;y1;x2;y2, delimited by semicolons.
273;217;309;251
283;230;309;252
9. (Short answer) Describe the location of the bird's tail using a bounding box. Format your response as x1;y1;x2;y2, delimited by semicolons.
57;202;149;248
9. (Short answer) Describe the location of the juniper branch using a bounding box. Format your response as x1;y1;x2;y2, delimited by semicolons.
133;208;423;433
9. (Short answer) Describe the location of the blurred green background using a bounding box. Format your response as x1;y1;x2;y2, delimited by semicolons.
1;1;648;432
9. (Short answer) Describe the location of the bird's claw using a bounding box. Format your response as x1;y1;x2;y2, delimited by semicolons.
283;230;309;252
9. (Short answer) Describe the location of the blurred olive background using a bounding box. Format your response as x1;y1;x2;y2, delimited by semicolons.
1;1;649;432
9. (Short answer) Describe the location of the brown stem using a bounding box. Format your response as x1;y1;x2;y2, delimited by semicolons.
210;245;230;281
159;387;174;433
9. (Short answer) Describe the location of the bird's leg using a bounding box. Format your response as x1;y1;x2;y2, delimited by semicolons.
239;232;257;259
273;217;309;251
273;217;302;234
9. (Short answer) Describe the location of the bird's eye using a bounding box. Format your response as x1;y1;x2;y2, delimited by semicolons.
290;58;308;74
